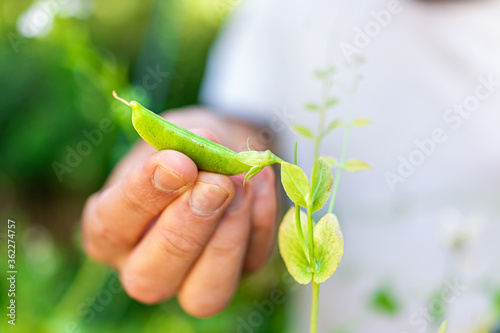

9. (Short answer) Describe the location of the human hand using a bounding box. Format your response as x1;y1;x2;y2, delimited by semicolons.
81;109;277;317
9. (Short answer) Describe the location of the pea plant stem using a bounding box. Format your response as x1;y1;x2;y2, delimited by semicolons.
327;126;350;214
313;77;331;162
306;67;358;333
296;204;308;256
307;205;315;272
327;81;357;215
307;75;331;333
310;282;320;333
294;142;308;255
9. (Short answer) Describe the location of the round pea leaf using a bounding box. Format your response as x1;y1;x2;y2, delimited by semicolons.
343;159;371;172
281;162;309;207
291;124;314;140
310;159;333;212
304;103;319;112
278;207;312;284
352;118;371;127
320;156;338;168
313;213;344;283
325;98;339;108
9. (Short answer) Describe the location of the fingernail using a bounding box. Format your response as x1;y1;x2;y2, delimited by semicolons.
190;182;229;216
252;169;270;196
152;166;186;192
227;181;247;212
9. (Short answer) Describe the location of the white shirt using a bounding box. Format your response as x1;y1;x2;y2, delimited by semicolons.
201;0;500;331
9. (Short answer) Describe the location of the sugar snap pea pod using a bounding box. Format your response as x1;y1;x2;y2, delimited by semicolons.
113;91;283;181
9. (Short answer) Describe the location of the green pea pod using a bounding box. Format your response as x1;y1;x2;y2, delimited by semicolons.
113;91;283;181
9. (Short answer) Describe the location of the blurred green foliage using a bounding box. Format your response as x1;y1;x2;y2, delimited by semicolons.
0;0;288;332
494;289;500;315
368;285;400;316
0;0;230;193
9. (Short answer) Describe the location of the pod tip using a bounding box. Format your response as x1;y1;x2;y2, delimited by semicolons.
112;90;131;107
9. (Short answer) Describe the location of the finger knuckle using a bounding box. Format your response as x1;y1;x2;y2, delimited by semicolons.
82;227;122;267
81;197;124;263
82;237;104;263
156;224;205;260
91;213;132;247
121;275;172;305
121;186;157;218
208;239;242;258
180;292;228;318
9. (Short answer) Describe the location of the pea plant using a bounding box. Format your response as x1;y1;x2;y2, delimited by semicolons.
277;68;450;333
275;65;449;333
276;66;371;333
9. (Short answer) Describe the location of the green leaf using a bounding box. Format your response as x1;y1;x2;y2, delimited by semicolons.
304;103;319;112
437;321;447;333
327;119;343;131
314;67;335;79
291;124;314;140
310;159;333;212
352;118;371;127
281;162;309;207
314;71;327;79
243;165;264;184
344;159;371;172
320;119;343;138
320;156;338;168
278;207;312;284
313;213;344;283
325;98;339;108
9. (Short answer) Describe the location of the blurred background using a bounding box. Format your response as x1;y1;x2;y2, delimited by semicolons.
2;0;500;333
0;0;287;332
